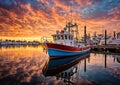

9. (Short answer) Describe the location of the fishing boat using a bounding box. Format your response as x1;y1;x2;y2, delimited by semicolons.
45;22;90;58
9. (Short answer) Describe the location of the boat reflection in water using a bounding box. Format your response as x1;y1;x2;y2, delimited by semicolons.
43;53;90;84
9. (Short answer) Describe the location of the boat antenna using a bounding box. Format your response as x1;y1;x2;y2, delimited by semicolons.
70;0;73;23
70;8;73;23
65;5;69;25
66;13;68;25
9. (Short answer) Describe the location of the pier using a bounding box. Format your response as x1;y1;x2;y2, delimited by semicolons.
91;45;120;53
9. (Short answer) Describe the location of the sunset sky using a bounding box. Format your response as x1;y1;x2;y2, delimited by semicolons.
0;0;120;40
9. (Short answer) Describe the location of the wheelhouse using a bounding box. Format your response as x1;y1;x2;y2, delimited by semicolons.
52;33;74;46
53;34;74;41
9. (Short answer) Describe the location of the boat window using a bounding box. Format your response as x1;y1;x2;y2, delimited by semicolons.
65;35;67;40
55;36;57;40
55;36;58;40
59;35;61;40
58;35;60;40
61;35;64;40
53;36;55;40
71;36;73;40
69;35;71;40
67;35;69;40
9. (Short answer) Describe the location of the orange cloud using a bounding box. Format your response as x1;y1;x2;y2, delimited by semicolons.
0;0;120;40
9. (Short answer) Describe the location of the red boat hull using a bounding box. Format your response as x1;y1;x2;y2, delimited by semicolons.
45;43;90;58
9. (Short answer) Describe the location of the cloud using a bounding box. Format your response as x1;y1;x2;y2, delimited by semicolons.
78;0;120;20
0;0;120;38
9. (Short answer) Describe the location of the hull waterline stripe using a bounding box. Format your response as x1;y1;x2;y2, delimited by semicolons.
48;47;90;52
46;43;90;51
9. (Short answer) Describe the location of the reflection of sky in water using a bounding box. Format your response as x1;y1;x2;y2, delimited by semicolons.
0;46;120;85
0;46;63;84
75;54;120;84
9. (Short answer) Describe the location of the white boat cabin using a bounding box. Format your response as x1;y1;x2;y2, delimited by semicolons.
52;30;75;46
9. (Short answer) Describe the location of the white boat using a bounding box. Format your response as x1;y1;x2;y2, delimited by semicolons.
45;22;90;58
99;32;120;45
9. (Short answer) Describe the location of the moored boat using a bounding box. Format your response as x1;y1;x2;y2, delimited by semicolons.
46;43;90;58
45;22;90;58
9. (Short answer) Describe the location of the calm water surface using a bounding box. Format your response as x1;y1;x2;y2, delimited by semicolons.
0;46;120;85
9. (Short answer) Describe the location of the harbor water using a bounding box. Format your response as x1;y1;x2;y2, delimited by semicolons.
0;46;120;85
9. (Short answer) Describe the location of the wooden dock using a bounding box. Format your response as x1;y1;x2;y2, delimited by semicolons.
91;45;120;53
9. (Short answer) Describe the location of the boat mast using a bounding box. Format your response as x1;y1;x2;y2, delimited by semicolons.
75;24;79;41
105;30;107;45
69;1;73;34
66;0;79;42
84;25;87;46
70;0;79;41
